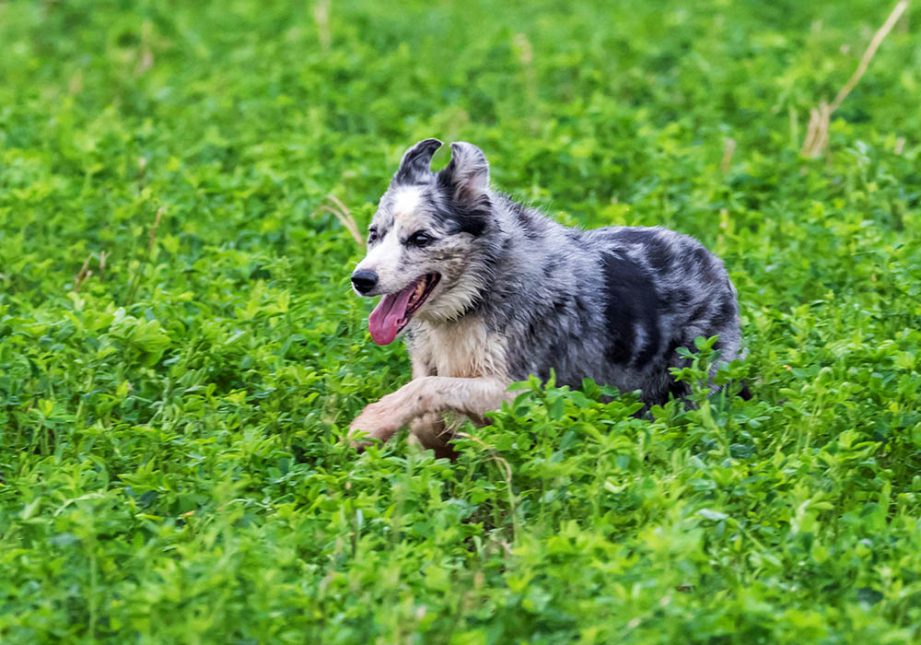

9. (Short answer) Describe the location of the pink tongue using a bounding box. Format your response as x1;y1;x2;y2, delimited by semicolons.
368;283;417;345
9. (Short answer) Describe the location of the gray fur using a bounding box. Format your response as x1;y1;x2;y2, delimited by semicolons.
354;139;743;408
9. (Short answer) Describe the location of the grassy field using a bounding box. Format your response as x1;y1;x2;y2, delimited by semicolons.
1;0;920;642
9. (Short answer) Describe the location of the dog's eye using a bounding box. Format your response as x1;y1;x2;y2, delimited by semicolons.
367;228;379;244
406;231;435;247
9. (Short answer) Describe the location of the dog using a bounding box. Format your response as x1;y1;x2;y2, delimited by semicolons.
348;138;743;454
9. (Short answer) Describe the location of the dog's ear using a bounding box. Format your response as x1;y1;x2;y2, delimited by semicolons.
394;138;443;184
438;142;489;203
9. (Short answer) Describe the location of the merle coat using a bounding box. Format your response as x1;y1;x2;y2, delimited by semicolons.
349;139;743;450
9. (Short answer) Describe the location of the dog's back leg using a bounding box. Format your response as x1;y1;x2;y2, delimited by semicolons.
408;412;458;460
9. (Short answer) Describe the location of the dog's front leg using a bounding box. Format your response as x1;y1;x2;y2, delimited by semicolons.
349;377;511;448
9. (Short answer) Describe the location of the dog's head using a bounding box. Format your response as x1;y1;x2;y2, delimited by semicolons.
352;138;494;345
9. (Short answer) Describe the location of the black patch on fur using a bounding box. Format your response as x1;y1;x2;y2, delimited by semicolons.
643;372;690;407
663;338;684;361
689;246;720;283
661;287;692;309
434;179;491;237
711;293;736;328
527;319;539;341
688;301;711;324
611;228;674;273
666;378;691;401
650;338;692;405
647;244;673;272
601;253;661;366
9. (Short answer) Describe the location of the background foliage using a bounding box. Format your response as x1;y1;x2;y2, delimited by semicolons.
1;0;919;642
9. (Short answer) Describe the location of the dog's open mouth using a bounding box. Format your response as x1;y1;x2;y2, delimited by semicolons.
368;273;441;345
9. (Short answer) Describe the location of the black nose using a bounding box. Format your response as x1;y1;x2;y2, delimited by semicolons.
351;269;378;294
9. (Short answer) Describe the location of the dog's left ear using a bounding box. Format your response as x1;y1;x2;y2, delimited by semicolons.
438;142;489;203
394;138;443;185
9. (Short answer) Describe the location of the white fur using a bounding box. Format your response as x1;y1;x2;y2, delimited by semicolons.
354;226;404;293
634;322;648;360
412;316;509;379
391;185;424;222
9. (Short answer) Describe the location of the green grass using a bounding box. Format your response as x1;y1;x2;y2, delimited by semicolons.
1;0;920;642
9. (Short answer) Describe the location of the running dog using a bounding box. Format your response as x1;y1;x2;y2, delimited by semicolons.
348;138;743;452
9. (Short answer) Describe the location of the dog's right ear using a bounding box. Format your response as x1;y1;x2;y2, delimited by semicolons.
393;138;443;184
437;142;490;204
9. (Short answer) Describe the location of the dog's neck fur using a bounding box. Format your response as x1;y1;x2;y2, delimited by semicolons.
408;314;509;379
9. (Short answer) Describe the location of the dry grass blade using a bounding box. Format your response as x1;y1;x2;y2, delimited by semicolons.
315;195;365;246
828;0;909;113
801;0;908;157
720;138;737;174
802;103;832;158
74;255;93;292
135;20;154;76
148;206;165;252
314;0;331;52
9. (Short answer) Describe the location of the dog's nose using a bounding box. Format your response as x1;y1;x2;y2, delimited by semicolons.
351;269;378;294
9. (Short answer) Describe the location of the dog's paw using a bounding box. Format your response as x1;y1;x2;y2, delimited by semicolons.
347;436;375;453
348;401;402;448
